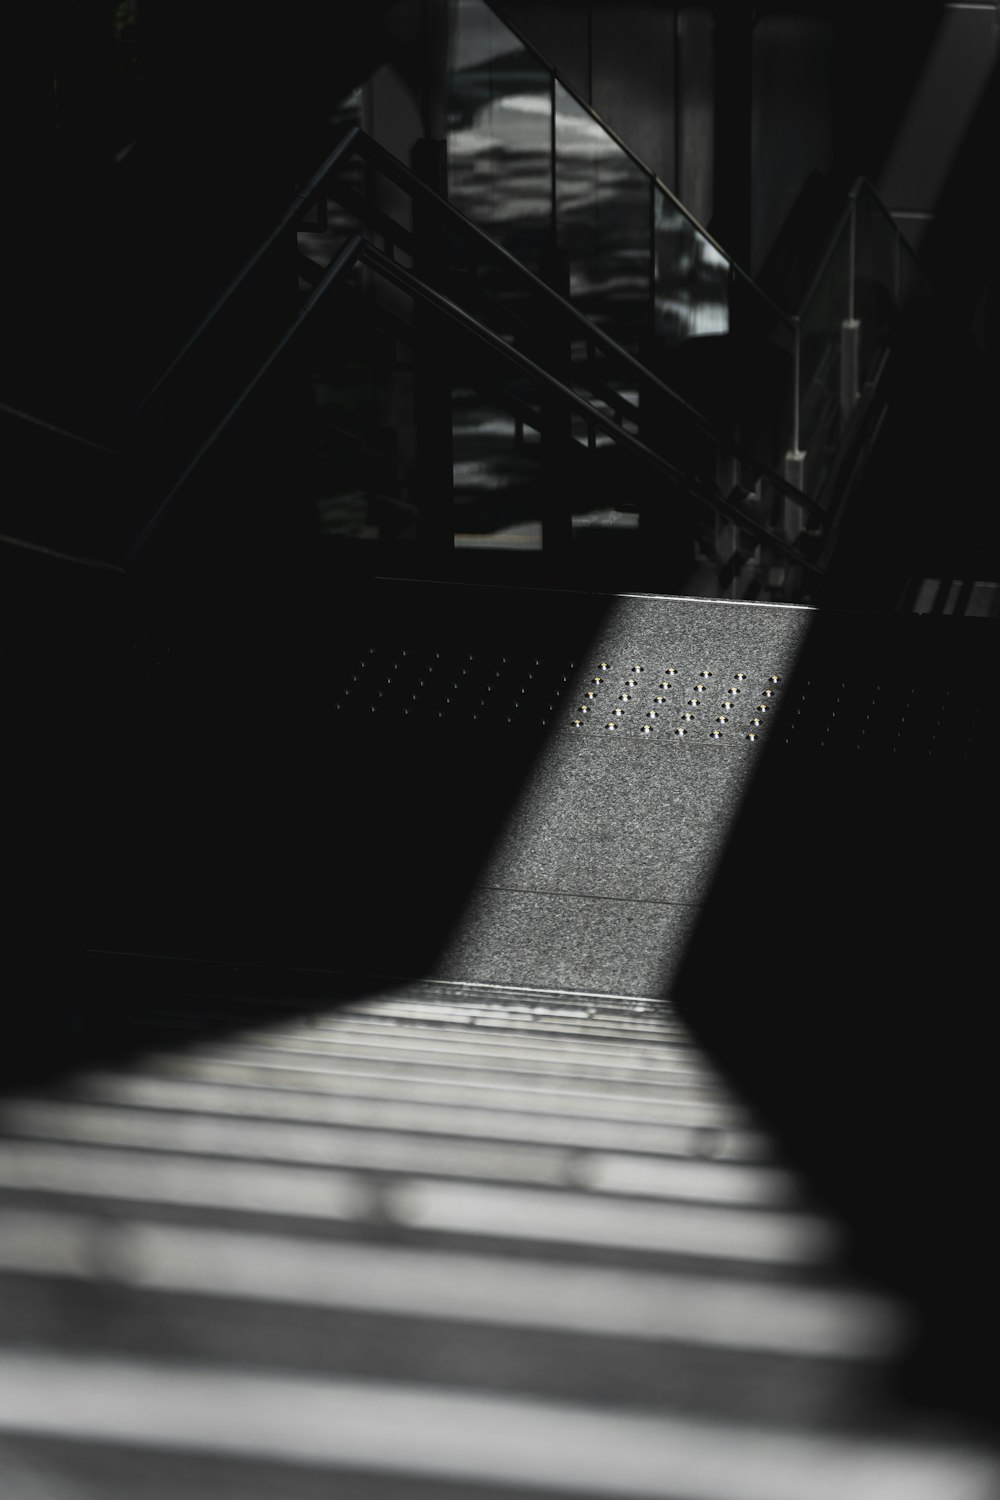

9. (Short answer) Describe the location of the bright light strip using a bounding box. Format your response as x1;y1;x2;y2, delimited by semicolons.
0;1101;794;1206
63;1071;771;1160
0;1354;993;1500
0;1211;903;1360
0;1142;832;1262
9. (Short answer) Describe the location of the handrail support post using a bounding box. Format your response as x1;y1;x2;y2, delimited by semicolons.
841;188;861;416
410;137;455;555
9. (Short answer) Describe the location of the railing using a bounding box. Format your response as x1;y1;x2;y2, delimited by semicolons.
127;232;366;561
452;0;928;562
794;178;927;513
288;124;823;588
448;0;799;485
0;401;127;571
112;113;822;589
94;4;926;591
356;236;820;575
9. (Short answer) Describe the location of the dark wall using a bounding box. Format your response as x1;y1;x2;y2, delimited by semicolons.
750;16;834;275
872;3;999;346
0;1;404;428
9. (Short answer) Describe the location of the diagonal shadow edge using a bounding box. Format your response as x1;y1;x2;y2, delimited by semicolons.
668;602;999;1425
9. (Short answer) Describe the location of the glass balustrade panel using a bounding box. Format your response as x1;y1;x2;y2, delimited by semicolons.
552;78;650;538
654;186;794;506
447;0;553;278
554;81;651;359
853;184;903;393
795;212;852;501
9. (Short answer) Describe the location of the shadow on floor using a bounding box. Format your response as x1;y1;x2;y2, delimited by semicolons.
670;605;999;1427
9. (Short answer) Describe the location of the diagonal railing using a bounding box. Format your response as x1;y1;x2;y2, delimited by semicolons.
120;122;825;588
0;2;931;600
119;2;929;593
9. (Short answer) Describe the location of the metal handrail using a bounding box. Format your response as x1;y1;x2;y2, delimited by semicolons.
0;402;125;570
0;400;118;455
796;195;855;322
0;531;125;572
485;0;794;333
323;129;820;514
855;176;924;272
361;241;821;574
127;233;365;560
346;138;719;426
130;128;364;421
797;175;925;320
130;119;818;520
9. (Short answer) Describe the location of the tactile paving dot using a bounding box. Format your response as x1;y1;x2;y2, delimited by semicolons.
558;658;786;744
325;647;798;742
327;645;585;729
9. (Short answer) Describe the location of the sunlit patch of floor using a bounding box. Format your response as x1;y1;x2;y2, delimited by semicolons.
0;978;996;1497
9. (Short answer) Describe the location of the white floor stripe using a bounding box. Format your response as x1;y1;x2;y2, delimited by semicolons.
0;1354;992;1500
0;1142;830;1262
0;1211;904;1360
123;1052;748;1127
218;1030;726;1088
0;1101;795;1205
387;1179;838;1263
63;1072;771;1159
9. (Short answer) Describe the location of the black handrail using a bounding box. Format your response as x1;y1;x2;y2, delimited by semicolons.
315;127;821;517
130;128;363;421
0;401;126;570
485;0;794;333
128;208;819;574
131;119;816;519
0;531;125;572
0;400;118;456
127;233;365;561
797;177;925;326
360;240;821;575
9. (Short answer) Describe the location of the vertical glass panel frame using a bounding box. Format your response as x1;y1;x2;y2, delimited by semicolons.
852;184;901;391
796;213;852;498
733;289;798;493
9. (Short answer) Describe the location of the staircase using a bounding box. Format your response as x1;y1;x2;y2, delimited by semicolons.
1;7;998;1490
2;962;998;1496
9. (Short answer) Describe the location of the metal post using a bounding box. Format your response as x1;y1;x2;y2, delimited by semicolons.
649;176;657;339
893;229;902;311
783;316;807;542
411;137;454;555
841;190;860;417
550;74;557;244
538;238;573;559
792;314;802;459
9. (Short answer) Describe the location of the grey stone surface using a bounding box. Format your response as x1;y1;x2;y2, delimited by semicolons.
478;738;761;905
434;884;699;998
443;595;810;993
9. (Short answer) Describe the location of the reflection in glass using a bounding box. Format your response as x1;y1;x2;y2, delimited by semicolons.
654;190;730;344
447;0;552;275
452;386;544;552
554;82;651;356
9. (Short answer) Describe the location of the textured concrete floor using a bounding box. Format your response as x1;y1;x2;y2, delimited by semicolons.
433;592;811;993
